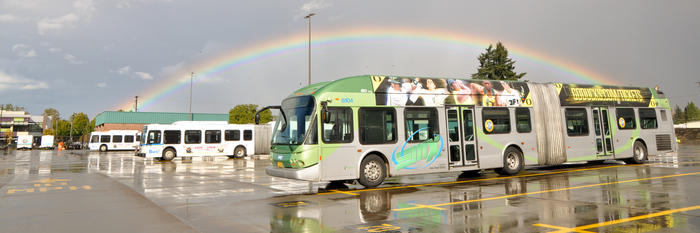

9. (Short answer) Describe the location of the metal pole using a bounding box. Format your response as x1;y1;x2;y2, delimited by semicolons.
305;13;315;86
189;72;193;121
69;116;74;143
135;96;138;112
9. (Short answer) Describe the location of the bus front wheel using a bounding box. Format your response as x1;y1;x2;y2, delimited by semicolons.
624;141;647;164
358;154;386;188
99;145;107;152
162;148;176;161
495;147;523;176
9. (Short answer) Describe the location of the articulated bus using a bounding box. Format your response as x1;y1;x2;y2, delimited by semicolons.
256;75;678;187
136;121;255;160
89;130;141;151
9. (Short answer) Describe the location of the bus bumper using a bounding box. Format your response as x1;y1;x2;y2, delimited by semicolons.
265;164;319;181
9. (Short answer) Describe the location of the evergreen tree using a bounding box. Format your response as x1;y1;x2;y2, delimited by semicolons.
684;102;700;122
472;42;526;80
673;105;685;124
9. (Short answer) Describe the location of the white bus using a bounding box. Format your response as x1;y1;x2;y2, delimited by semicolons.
136;121;256;160
89;130;141;152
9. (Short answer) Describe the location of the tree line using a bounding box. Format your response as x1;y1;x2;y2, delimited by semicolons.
41;108;95;142
673;102;700;124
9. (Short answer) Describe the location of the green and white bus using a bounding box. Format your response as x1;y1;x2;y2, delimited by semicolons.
256;75;677;187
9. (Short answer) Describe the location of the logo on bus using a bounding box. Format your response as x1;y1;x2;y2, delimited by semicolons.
484;119;494;133
341;98;353;103
391;127;443;170
618;117;626;128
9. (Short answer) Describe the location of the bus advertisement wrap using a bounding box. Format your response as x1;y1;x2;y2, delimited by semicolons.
371;76;532;107
557;83;656;107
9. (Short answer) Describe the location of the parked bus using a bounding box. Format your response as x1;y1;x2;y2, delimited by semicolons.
256;75;678;187
88;130;141;152
136;121;255;160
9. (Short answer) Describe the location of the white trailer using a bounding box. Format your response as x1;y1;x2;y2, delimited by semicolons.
40;135;55;149
17;135;33;149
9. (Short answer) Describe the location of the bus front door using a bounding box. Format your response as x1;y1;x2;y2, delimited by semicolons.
446;106;478;167
593;107;614;157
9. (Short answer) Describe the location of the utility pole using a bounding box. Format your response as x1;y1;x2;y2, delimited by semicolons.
304;13;315;86
189;72;194;121
134;96;139;112
0;105;3;146
69;115;74;144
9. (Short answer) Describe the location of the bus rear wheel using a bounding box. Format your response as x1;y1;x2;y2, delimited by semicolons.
162;148;176;161
358;154;386;188
99;144;107;152
624;141;647;164
231;146;246;158
495;147;523;176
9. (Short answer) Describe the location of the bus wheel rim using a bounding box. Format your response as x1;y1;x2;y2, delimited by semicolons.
507;153;518;169
365;161;381;181
236;149;243;156
635;146;644;160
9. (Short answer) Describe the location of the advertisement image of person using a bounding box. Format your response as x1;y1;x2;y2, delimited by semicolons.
447;79;476;105
472;80;498;106
497;81;521;107
421;78;449;106
386;77;408;106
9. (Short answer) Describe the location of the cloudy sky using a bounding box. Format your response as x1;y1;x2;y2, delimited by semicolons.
1;0;698;118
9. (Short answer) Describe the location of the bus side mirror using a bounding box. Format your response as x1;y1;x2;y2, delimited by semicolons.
321;102;331;123
254;114;260;125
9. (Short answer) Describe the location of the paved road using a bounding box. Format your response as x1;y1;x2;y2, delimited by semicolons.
0;145;699;233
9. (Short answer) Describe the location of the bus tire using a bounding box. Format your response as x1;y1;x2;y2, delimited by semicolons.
495;147;523;176
624;141;647;164
233;146;246;158
162;148;176;161
99;144;107;152
358;154;386;188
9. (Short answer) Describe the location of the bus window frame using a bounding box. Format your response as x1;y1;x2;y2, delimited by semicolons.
616;108;637;130
482;107;511;134
515;107;532;133
163;130;181;145
112;135;123;143
184;130;202;144
206;130;221;144
564;108;590;137
638;108;658;129
322;107;354;144
358;107;398;145
100;135;111;143
225;130;240;141
404;107;440;143
124;135;134;143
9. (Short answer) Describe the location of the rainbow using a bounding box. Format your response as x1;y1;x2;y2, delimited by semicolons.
117;27;618;111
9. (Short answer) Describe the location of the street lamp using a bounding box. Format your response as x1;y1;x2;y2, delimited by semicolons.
304;13;315;86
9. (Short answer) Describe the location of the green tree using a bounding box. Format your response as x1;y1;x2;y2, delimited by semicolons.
684;102;700;122
42;108;60;135
1;104;26;111
69;113;91;140
228;104;272;124
673;105;685;124
55;119;71;141
472;42;526;80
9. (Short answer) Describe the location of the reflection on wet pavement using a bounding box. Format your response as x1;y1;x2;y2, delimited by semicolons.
0;145;699;232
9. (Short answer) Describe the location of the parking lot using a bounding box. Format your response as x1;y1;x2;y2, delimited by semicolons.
1;145;699;233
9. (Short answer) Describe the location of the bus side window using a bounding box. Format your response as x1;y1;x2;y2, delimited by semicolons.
243;130;253;141
515;108;531;133
113;135;123;143
565;108;589;136
124;135;134;143
616;108;636;130
482;108;510;134
639;108;658;129
185;130;201;144
91;135;99;143
164;130;181;144
206;130;221;144
322;107;353;143
359;108;396;144
404;108;439;142
147;131;161;144
100;135;111;143
225;130;240;141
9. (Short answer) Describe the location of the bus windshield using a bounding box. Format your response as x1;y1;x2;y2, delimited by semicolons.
272;96;315;145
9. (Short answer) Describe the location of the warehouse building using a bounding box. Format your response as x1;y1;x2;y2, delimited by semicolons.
94;111;229;132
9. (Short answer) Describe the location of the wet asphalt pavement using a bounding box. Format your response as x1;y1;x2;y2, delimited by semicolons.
1;145;699;233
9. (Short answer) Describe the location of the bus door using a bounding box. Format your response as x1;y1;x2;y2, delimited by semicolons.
445;106;478;167
592;107;614;156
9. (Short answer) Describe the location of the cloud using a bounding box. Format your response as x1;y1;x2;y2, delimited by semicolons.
36;0;96;35
49;47;63;53
97;82;107;88
11;44;37;58
296;0;331;18
64;54;85;64
0;14;23;23
37;13;80;35
116;0;174;9
134;71;153;80
0;71;49;91
117;66;131;74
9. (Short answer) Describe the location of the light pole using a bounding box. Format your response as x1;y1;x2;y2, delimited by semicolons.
304;13;315;86
189;72;194;121
134;96;138;112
